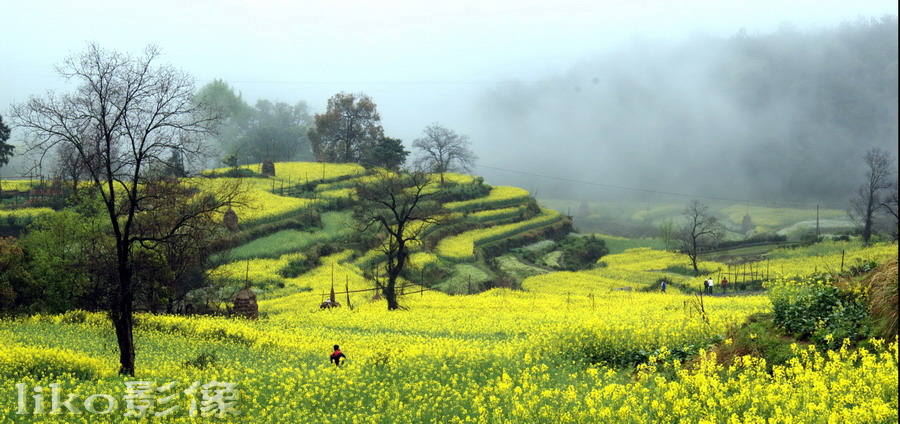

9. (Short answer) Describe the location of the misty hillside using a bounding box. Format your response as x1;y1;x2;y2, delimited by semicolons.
475;17;898;203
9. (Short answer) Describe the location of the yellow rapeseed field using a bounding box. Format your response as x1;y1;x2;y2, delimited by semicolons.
0;163;896;423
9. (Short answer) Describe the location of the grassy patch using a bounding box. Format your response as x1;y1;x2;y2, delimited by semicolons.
662;264;710;277
226;212;353;260
493;254;548;282
601;236;665;254
435;264;492;294
540;251;564;269
712;313;800;370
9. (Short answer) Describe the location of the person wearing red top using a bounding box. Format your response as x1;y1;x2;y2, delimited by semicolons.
330;345;346;366
721;277;728;292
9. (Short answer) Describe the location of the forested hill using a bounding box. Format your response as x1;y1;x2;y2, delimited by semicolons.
475;16;899;203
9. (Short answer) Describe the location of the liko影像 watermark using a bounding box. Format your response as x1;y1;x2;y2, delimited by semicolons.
16;380;239;418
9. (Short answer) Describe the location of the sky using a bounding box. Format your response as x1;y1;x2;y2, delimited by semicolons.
1;0;897;204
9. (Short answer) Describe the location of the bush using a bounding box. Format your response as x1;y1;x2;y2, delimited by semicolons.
430;179;491;203
715;313;798;369
769;279;871;348
557;235;609;270
798;233;823;246
204;168;260;178
846;259;879;276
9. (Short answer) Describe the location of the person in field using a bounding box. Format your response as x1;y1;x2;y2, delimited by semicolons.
708;278;715;294
660;279;667;293
721;276;728;292
330;345;346;366
703;278;709;294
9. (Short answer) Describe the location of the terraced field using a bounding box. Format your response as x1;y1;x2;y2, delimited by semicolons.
0;162;896;423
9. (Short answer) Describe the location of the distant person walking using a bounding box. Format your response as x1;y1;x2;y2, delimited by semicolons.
703;278;709;295
721;277;728;293
660;280;667;293
708;278;715;294
330;345;346;367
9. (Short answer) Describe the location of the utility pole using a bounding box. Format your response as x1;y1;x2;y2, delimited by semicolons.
816;205;820;238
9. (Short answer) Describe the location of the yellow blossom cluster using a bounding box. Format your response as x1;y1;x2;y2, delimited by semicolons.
0;180;39;191
444;186;530;212
204;161;364;183
0;207;56;223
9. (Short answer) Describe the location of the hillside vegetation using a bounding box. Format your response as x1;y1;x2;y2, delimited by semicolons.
0;162;897;423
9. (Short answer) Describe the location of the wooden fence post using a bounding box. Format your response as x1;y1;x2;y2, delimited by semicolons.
840;250;845;274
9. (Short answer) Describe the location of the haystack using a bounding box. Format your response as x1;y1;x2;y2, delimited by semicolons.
223;207;239;231
233;285;258;319
741;214;755;233
261;160;276;177
320;284;341;309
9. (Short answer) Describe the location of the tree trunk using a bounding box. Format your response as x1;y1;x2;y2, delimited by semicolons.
691;238;700;275
113;248;136;376
112;304;135;376
863;208;874;244
384;242;406;310
384;283;399;310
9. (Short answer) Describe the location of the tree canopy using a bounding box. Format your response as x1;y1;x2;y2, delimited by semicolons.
195;80;314;164
355;170;443;310
308;92;384;163
0;115;13;168
244;99;314;163
364;137;409;170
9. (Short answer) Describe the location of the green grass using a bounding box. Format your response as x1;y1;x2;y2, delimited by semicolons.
595;235;666;254
540;251;564;268
714;313;800;370
767;240;862;259
225;211;353;260
435;264;492;294
494;254;548;282
720;204;845;230
520;239;557;253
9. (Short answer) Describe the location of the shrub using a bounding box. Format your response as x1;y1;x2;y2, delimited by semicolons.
204;168;260;178
557;235;609;271
714;313;798;369
846;259;879;276
769;279;871;348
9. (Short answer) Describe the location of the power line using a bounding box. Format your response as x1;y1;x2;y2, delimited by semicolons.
476;164;845;209
225;79;532;86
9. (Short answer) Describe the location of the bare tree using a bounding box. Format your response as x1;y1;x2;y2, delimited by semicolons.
879;181;899;241
849;148;895;244
10;43;227;376
355;170;443;310
675;200;724;275
412;123;476;185
658;219;675;251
